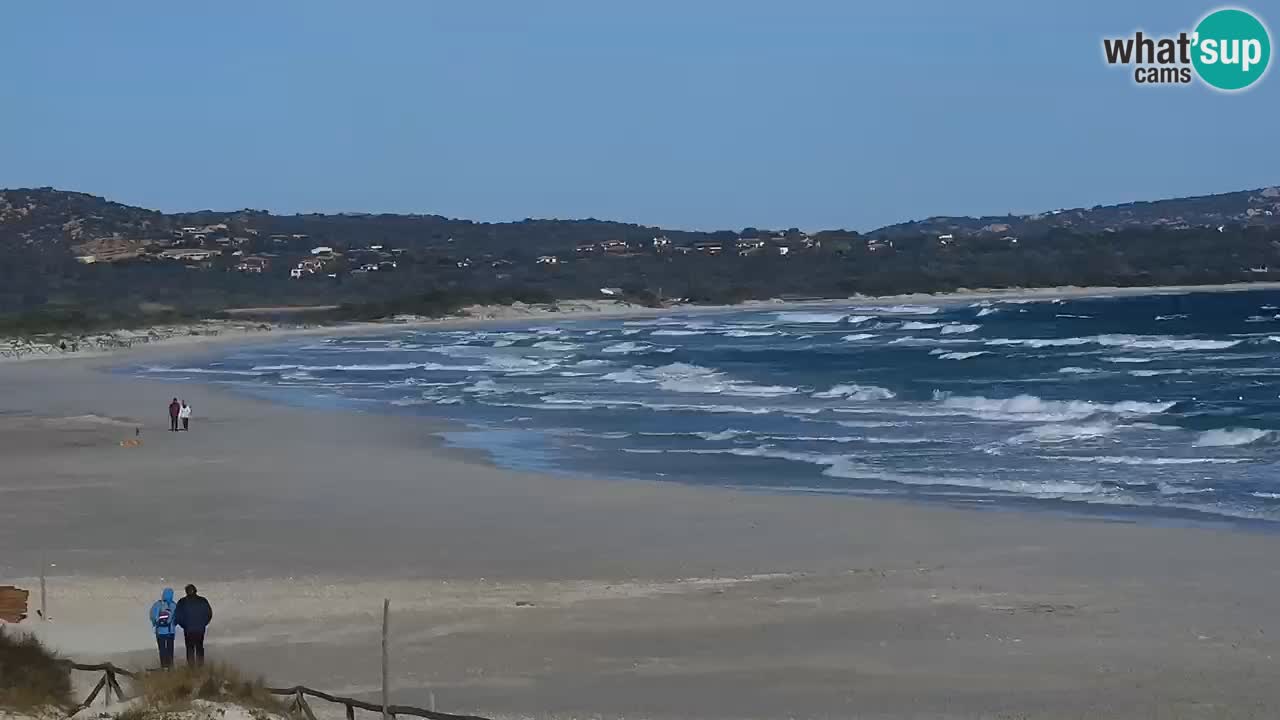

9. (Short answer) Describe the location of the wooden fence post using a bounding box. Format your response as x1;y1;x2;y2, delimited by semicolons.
381;599;390;720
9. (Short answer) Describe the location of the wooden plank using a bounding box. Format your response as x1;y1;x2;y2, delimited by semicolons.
0;585;29;623
381;599;390;720
296;691;319;720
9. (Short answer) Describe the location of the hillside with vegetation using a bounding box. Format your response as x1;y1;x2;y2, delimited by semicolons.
3;185;1280;331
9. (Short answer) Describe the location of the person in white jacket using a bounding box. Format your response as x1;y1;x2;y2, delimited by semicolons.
179;401;193;431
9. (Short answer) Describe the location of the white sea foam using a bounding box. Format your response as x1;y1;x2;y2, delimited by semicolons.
724;329;781;338
835;420;902;428
151;367;268;377
602;341;672;354
941;323;981;335
775;312;849;323
1155;314;1189;321
850;305;942;315
813;383;896;401
604;363;798;397
901;321;945;330
1102;357;1154;364
1193;428;1273;447
976;307;999;317
986;334;1240;351
1006;421;1114;445
932;391;1175;423
933;351;987;360
532;340;582;351
651;329;707;337
1057;366;1099;374
840;333;878;341
1047;455;1247;465
1129;369;1184;377
252;362;426;372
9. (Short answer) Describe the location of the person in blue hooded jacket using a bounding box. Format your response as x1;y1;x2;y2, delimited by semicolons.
148;587;177;669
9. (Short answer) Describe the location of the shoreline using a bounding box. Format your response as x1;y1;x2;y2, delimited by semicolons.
7;280;1280;367
7;286;1280;717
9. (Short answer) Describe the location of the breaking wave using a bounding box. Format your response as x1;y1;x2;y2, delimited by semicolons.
932;391;1175;423
812;383;896;401
1194;428;1273;447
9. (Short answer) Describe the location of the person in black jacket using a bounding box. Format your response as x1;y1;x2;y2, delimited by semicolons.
173;584;213;667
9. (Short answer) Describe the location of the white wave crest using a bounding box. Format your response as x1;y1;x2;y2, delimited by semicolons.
840;333;878;342
850;305;942;315
813;383;896;401
1102;357;1153;364
932;391;1174;422
1047;455;1247;466
604;362;798;398
986;334;1240;351
1057;366;1099;374
723;329;780;338
976;307;999;317
901;321;944;330
532;340;582;351
775;312;848;323
932;351;987;360
602;341;671;354
941;323;981;335
1193;428;1274;447
1006;421;1114;445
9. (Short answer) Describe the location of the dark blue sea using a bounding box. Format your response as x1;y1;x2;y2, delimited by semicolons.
135;290;1280;525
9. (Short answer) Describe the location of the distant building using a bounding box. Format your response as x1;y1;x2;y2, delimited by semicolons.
310;246;336;256
536;255;560;265
575;243;598;255
652;236;672;250
234;256;269;273
75;255;97;264
159;249;218;261
692;241;723;255
600;287;623;296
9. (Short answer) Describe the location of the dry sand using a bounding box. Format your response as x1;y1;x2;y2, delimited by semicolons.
4;308;1280;719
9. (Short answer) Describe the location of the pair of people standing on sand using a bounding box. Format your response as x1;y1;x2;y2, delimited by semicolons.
148;584;213;669
168;397;193;432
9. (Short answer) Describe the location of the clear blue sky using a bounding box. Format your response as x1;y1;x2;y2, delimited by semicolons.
1;1;1275;231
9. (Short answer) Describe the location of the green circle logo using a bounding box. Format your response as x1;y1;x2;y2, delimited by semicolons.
1192;8;1271;91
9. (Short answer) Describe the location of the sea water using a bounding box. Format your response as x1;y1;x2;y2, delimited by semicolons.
136;290;1280;525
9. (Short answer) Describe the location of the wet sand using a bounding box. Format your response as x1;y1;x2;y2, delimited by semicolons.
3;342;1280;719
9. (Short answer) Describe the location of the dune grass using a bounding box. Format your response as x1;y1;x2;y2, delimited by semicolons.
122;663;284;718
0;627;72;712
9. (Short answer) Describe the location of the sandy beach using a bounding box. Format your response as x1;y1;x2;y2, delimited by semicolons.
5;292;1280;719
